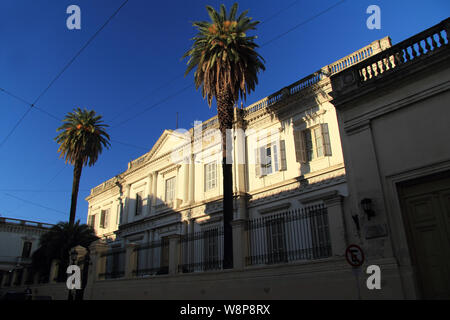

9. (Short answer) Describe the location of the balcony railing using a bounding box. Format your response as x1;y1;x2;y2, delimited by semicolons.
0;217;53;229
245;204;331;266
356;18;449;83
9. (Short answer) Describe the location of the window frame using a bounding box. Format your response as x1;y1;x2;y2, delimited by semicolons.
257;141;284;177
135;192;143;216
165;177;176;203
21;241;32;258
203;228;220;271
88;214;96;228
295;123;332;163
265;217;288;264
204;161;217;192
100;209;110;229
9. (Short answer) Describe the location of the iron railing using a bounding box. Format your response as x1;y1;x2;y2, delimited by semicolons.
133;239;169;277
245;204;331;266
100;248;126;279
179;227;224;273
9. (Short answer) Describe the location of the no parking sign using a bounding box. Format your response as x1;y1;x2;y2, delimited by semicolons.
345;244;365;267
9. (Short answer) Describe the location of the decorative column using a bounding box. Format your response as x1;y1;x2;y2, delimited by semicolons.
183;162;189;205
323;194;347;256
123;184;131;224
231;219;248;269
151;171;158;213
116;197;122;226
124;243;138;279
168;235;181;275
145;173;153;216
176;165;181;209
189;154;195;204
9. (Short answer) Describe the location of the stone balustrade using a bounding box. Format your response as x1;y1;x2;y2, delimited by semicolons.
0;217;53;229
356;18;449;83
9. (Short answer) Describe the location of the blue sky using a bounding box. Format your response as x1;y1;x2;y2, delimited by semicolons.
0;0;448;225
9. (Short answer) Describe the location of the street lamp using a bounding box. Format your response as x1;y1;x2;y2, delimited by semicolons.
361;198;375;220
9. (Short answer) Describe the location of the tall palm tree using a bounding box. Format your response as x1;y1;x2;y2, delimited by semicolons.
183;3;265;268
55;108;110;225
32;221;98;283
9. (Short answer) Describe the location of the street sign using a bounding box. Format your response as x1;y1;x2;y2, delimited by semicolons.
345;244;365;267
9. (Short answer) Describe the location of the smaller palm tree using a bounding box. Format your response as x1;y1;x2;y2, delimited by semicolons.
32;221;98;282
55;108;110;225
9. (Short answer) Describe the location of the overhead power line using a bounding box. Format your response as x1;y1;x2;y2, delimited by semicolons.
111;83;194;128
261;0;346;47
4;193;67;216
1;86;152;151
0;0;130;149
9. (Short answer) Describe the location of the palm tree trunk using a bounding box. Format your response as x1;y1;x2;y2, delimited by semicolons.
69;159;83;225
217;86;235;270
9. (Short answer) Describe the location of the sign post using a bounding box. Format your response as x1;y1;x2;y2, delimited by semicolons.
345;244;365;300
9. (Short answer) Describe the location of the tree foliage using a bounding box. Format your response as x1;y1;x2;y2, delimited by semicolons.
183;2;265;106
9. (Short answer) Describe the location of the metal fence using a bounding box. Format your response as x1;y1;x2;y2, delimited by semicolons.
133;239;169;277
179;227;224;273
245;204;331;266
100;248;126;279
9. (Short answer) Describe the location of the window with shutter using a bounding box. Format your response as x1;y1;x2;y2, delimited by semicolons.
263;146;273;175
22;241;32;258
321;123;332;156
314;126;324;158
100;209;109;228
104;209;109;228
294;130;308;163
89;214;96;228
257;140;287;177
272;143;279;172
135;192;143;216
204;162;217;191
303;130;314;161
279;140;287;171
165;178;175;203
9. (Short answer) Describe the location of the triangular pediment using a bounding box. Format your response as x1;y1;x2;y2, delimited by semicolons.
147;129;190;161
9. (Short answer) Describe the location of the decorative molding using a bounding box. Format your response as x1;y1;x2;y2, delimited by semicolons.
258;202;291;215
298;190;339;204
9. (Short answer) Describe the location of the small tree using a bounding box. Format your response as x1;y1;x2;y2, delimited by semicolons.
31;221;98;282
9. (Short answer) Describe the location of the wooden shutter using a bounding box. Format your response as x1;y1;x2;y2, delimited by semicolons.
255;147;261;177
100;210;106;228
293;130;307;163
104;209;109;228
321;124;332;156
279;140;287;171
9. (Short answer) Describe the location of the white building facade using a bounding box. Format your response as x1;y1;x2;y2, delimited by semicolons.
85;37;392;280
